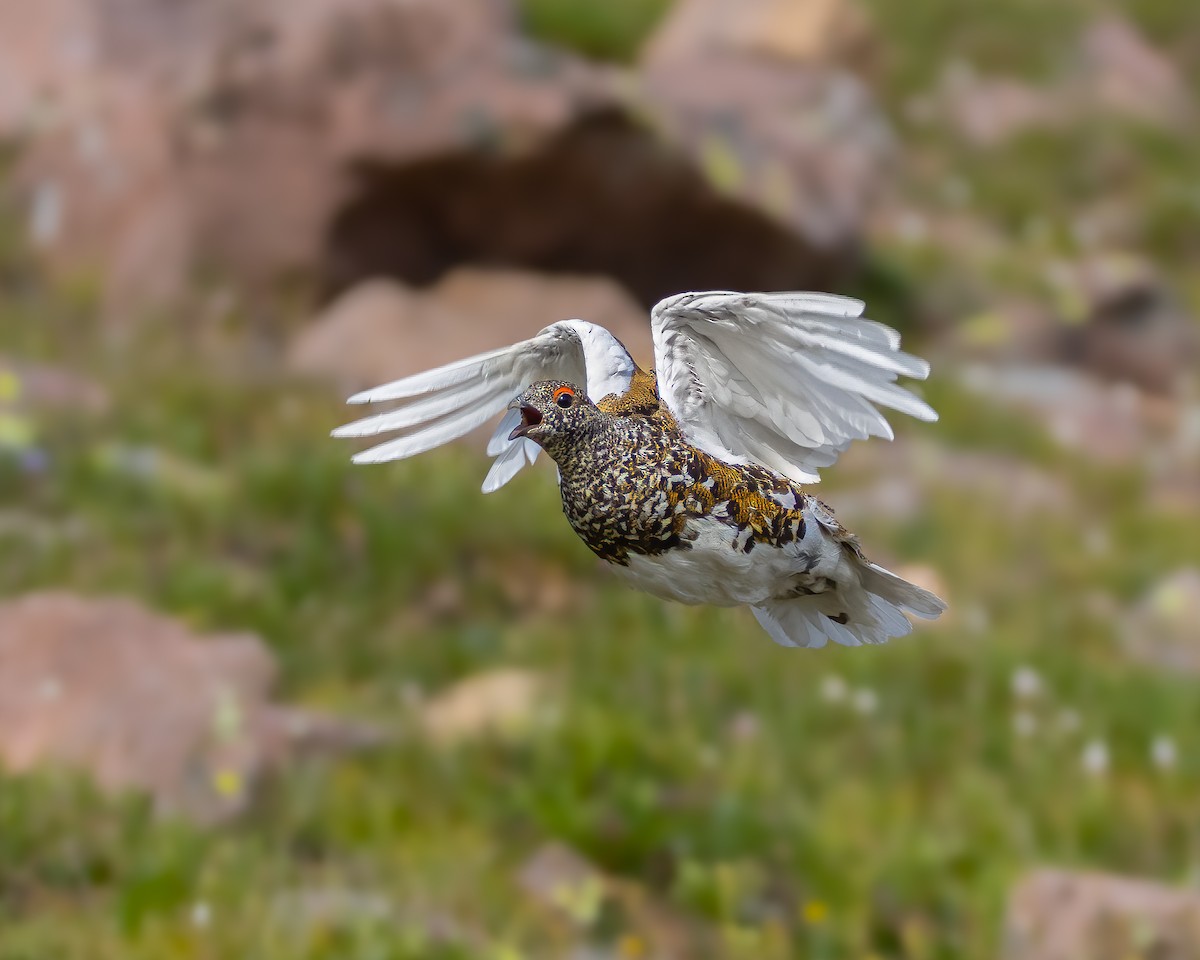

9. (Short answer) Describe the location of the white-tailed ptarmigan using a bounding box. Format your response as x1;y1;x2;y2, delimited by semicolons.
334;291;946;648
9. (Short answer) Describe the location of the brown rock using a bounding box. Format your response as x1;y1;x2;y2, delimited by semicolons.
431;268;654;368
959;364;1166;464
322;108;869;308
4;0;886;317
289;268;652;393
639;0;892;256
420;668;550;746
1081;15;1192;127
937;18;1189;148
516;842;710;958
938;69;1068;148
0;592;379;823
288;278;426;392
834;437;1074;522
936;15;1190;147
644;0;875;72
1004;869;1200;960
1050;254;1199;394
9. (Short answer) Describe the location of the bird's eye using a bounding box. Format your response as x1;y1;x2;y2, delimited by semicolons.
556;392;573;408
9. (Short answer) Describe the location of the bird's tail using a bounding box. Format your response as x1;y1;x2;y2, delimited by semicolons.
751;561;946;648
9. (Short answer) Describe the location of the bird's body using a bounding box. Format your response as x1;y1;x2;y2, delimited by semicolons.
334;291;947;648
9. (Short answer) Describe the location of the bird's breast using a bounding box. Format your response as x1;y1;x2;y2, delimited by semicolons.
555;419;811;573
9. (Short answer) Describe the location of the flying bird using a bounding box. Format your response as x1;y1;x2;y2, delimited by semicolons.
334;291;946;648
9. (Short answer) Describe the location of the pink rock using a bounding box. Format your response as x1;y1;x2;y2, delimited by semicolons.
0;592;379;823
1004;869;1200;960
288;268;653;393
2;0;887;316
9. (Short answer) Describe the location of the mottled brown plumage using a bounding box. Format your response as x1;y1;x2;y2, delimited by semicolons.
512;381;845;578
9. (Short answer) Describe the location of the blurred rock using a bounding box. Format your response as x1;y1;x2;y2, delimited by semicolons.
960;364;1171;464
0;592;380;823
288;279;425;392
938;19;1190;147
645;0;875;73
947;256;1198;394
947;300;1060;363
1120;569;1200;676
1081;15;1192;127
431;268;652;363
324;108;869;309
4;0;887;318
1149;400;1200;514
871;205;1007;266
1048;254;1199;395
517;842;708;958
939;70;1066;148
834;438;1073;522
420;668;550;745
640;0;891;253
289;268;652;393
1004;869;1200;960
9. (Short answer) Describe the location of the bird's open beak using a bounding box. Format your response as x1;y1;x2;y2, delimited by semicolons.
507;401;543;440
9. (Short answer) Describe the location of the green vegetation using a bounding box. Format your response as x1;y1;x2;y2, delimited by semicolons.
2;281;1199;959
518;0;672;62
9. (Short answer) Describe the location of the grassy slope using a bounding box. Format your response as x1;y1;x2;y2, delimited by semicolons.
2;291;1198;960
2;0;1200;957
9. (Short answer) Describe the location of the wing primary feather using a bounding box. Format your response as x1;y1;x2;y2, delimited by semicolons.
486;408;523;456
345;343;522;404
333;379;504;438
481;440;528;493
350;403;507;464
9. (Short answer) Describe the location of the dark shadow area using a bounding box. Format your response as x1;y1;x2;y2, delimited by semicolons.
323;110;858;307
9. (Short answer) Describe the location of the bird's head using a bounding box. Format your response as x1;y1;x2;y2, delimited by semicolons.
508;380;600;456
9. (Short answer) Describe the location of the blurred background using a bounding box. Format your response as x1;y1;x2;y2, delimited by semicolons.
1;0;1199;957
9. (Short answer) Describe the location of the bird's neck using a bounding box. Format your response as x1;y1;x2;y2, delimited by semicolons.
540;419;609;481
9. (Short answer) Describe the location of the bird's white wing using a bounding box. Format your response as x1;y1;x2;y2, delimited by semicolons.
332;319;637;491
651;291;937;484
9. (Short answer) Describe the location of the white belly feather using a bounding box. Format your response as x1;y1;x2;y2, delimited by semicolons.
612;512;855;607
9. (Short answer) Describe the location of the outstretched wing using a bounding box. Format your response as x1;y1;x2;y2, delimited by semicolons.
651;291;937;484
332;320;636;492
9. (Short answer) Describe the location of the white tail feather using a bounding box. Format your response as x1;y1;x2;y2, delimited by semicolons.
752;562;945;648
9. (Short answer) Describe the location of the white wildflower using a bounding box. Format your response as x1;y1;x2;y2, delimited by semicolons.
819;674;848;705
851;687;878;716
1081;738;1109;776
190;901;212;929
1011;665;1042;700
1151;736;1178;772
